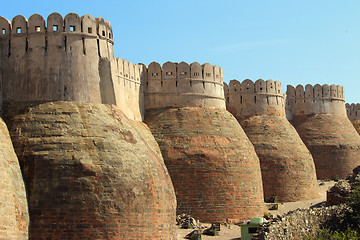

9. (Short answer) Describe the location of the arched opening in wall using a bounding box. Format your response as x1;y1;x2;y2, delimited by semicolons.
254;96;256;103
203;81;205;89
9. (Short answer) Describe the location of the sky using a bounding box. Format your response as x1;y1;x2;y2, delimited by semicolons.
1;0;360;103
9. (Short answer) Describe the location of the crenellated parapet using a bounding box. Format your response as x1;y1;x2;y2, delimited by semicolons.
286;84;346;119
111;57;146;121
224;79;285;120
144;61;225;110
346;103;360;121
0;13;114;104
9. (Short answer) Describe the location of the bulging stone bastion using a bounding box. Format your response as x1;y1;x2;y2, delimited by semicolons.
224;79;318;202
287;84;360;180
0;117;28;239
145;62;265;223
0;13;177;240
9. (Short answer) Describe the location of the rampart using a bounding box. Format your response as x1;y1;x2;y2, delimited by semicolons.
0;13;114;104
224;79;285;120
110;57;145;120
144;61;225;110
286;84;346;120
346;103;360;121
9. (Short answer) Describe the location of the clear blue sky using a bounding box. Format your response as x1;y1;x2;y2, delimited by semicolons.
2;0;360;103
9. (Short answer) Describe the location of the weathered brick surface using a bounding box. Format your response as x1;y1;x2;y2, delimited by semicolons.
0;117;29;239
291;114;360;180
240;116;318;202
145;107;265;223
3;101;176;240
351;120;360;135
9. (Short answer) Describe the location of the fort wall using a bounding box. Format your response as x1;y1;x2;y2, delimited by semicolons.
286;84;346;120
110;58;145;121
224;79;285;121
346;103;360;121
0;13;114;104
144;61;225;110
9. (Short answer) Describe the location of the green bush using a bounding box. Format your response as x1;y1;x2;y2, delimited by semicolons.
305;228;359;240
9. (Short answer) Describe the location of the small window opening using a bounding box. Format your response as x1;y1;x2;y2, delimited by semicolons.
246;83;249;86
2;29;5;34
176;81;178;87
180;71;186;76
125;74;128;77
151;73;158;77
102;30;105;36
190;81;192;87
35;26;41;32
234;88;237;92
216;74;219;78
146;82;149;88
70;26;75;32
166;71;172;76
53;25;58;31
278;90;280;93
206;73;211;77
88;27;92;34
194;72;199;77
254;96;256;103
161;81;163;87
17;27;21;34
260;87;263;90
240;96;243;103
109;33;111;38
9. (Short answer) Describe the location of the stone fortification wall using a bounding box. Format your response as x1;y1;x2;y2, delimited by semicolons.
286;84;346;120
145;107;264;223
346;103;360;121
287;84;360;179
224;79;285;121
0;117;28;239
144;61;225;110
225;79;318;202
110;57;145;121
0;13;114;104
3;101;176;240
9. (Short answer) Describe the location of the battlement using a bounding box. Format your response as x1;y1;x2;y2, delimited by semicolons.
144;61;225;110
111;57;146;121
286;84;346;119
346;103;360;121
224;79;286;120
0;13;114;105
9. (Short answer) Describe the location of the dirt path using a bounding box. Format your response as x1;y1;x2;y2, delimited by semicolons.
175;180;335;240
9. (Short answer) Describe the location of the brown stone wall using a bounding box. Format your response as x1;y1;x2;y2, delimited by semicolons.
145;107;264;223
240;116;318;202
291;114;360;180
351;120;360;135
0;117;29;239
3;101;176;240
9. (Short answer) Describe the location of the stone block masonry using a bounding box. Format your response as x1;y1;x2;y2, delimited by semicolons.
145;107;265;223
225;79;318;202
0;117;28;240
3;101;177;240
287;84;360;180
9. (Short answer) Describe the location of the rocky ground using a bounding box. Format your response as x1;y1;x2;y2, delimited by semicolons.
175;180;335;240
